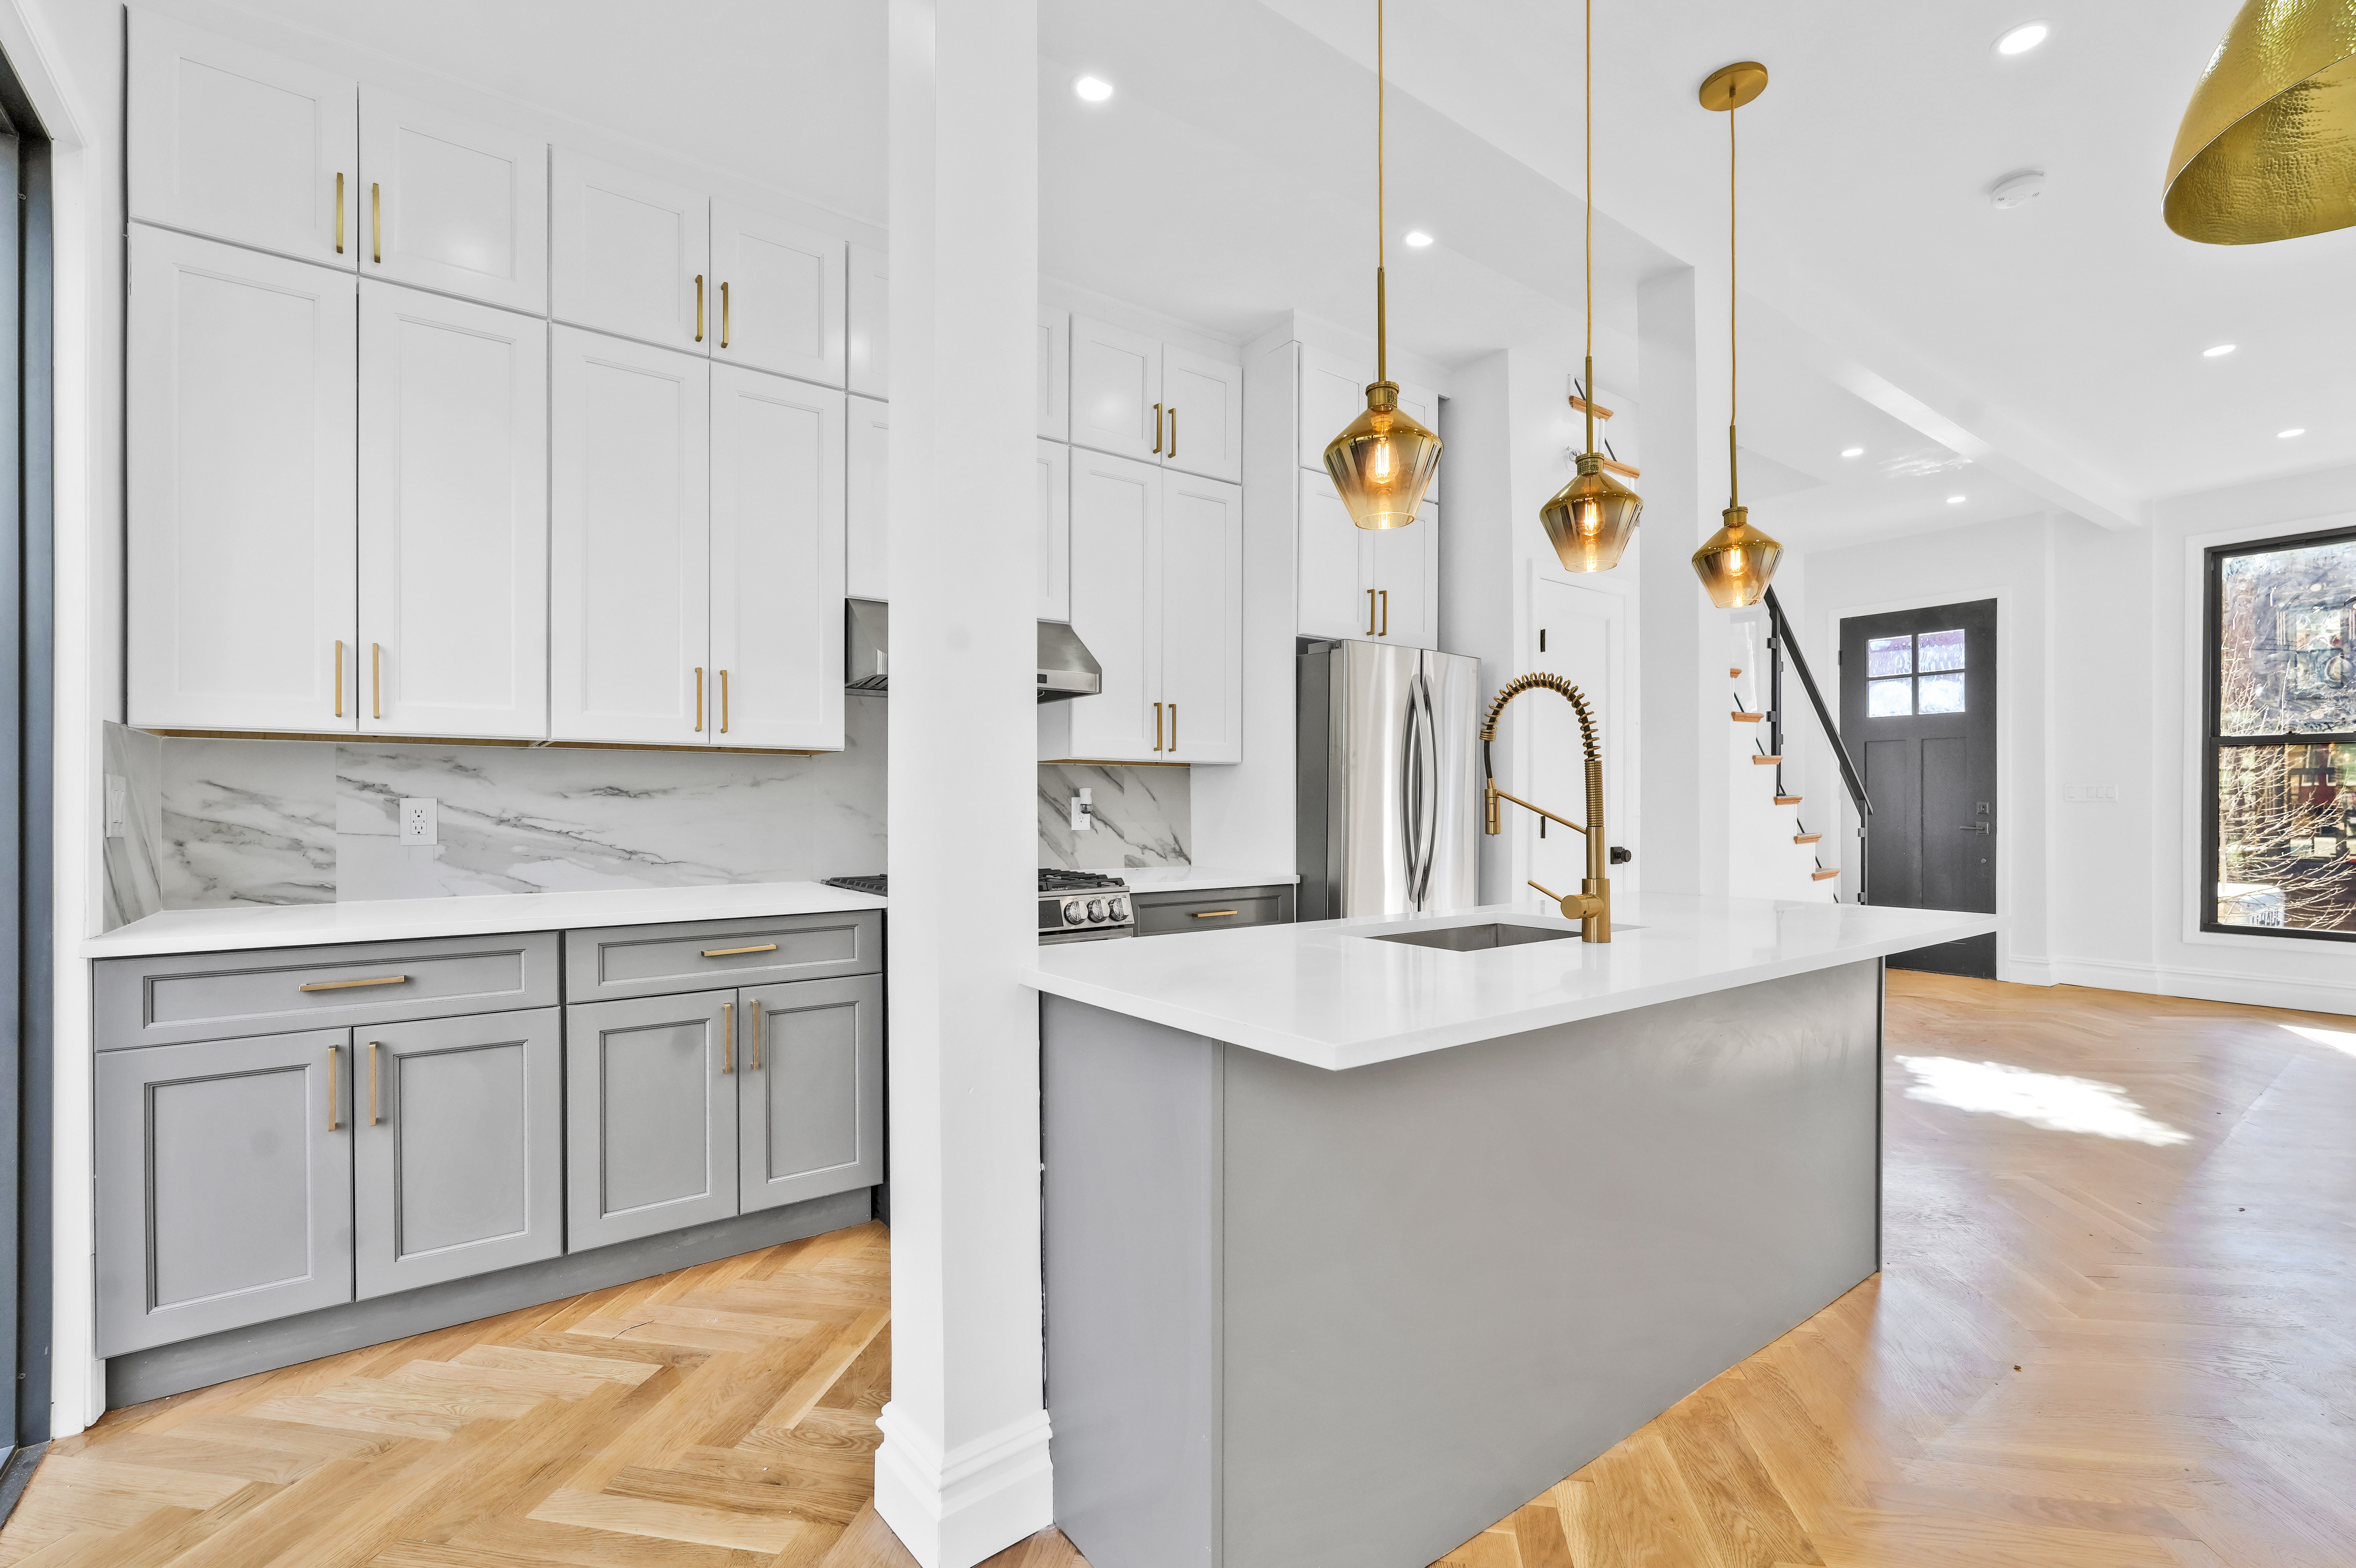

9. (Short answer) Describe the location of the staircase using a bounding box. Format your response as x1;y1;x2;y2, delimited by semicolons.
1727;668;1838;901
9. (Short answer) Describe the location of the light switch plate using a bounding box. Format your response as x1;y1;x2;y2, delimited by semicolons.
104;774;128;839
399;797;438;846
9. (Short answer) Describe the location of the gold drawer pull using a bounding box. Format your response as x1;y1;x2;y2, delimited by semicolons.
300;974;409;993
702;942;778;958
326;1044;339;1131
1192;910;1238;919
751;999;764;1072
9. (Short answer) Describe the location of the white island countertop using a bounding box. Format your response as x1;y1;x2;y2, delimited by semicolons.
83;881;888;959
1024;892;1999;1071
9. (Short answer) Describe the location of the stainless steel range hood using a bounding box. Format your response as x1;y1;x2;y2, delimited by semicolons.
845;598;1103;703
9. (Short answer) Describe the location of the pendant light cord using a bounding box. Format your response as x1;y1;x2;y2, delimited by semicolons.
1376;0;1387;384
1583;0;1594;457
1728;92;1740;509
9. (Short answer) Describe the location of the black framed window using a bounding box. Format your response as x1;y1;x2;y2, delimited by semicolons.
2205;525;2356;941
1863;628;1968;718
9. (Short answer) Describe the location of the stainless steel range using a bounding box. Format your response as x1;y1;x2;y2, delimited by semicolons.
821;869;1136;945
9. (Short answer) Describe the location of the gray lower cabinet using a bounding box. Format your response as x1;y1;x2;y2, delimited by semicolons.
740;975;884;1213
566;990;740;1251
1132;883;1295;936
355;1008;564;1298
97;1028;355;1356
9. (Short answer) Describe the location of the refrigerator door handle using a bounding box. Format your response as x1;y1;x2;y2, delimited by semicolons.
1399;681;1423;907
1406;672;1440;909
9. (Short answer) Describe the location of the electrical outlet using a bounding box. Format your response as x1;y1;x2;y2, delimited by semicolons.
399;797;438;846
104;774;128;839
1070;788;1094;832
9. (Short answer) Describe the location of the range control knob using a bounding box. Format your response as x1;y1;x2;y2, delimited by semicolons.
1106;897;1128;922
1063;898;1088;925
1086;898;1107;922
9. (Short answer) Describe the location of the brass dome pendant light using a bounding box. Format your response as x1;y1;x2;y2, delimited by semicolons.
2165;0;2356;244
1539;0;1643;572
1324;0;1442;531
1689;61;1785;610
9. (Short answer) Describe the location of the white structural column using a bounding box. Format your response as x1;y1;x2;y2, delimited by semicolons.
876;2;1052;1565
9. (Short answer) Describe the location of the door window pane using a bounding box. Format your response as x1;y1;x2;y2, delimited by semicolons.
1918;672;1966;713
1866;635;1913;678
1918;629;1966;672
1868;677;1913;717
2215;742;2356;932
2217;536;2356;736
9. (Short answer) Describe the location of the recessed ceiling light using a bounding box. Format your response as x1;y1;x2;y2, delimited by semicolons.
1072;76;1114;103
1841;447;1864;458
1995;22;2049;56
2279;427;2307;438
1947;495;1967;504
2203;343;2237;357
1403;230;1434;248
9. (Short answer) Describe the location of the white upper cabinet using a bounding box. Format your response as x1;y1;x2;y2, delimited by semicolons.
1038;307;1070;440
360;88;547;314
1070;317;1163;462
1368;498;1440;650
848;244;887;398
1038;438;1072;623
1296;343;1439;501
1162;348;1244;484
550;327;711;745
1065;450;1164;761
710;366;845;751
1296;472;1438;651
129;227;357;732
550;151;709;353
711;203;846;386
846;395;890;602
129;13;357;270
1157;472;1244;762
358;281;548;739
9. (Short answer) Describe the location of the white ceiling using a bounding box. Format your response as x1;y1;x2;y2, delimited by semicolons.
190;0;2356;553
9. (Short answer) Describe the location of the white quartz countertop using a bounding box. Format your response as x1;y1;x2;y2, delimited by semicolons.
1115;866;1299;892
1024;893;2000;1071
83;881;888;958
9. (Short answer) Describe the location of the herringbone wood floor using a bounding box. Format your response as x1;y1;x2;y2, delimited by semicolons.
6;974;2350;1566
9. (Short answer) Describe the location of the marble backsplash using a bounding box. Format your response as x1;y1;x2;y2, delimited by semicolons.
1037;762;1191;870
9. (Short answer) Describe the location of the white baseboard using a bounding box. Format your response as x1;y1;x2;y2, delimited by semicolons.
874;1402;1055;1568
1995;955;2356;1018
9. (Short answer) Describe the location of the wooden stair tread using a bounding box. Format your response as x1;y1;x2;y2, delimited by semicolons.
1773;794;1802;804
1728;666;1743;678
1731;712;1763;723
1751;755;1782;765
1810;868;1841;880
1569;393;1616;421
1794;833;1823;844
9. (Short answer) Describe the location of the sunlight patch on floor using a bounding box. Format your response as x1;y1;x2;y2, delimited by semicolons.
1894;1055;2192;1145
2282;1024;2356;1060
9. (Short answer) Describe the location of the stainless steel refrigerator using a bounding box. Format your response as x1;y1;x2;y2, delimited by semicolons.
1297;640;1482;919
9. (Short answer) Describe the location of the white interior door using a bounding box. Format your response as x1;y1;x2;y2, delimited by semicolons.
1069;316;1162;462
710;366;846;751
848;243;887;398
358;281;548;739
1367;499;1440;650
1296;472;1374;642
1066;450;1164;761
1159;473;1244;763
128;227;357;732
550;327;711;744
1162;348;1243;483
1038;439;1071;622
550;150;708;353
129;13;356;270
1524;574;1630;904
846;395;890;601
360;88;548;313
1038;307;1070;440
711;203;846;386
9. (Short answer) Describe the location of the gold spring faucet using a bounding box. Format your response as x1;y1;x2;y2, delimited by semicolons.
1479;673;1613;942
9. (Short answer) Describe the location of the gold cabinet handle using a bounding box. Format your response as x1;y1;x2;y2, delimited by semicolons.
1367;589;1377;636
1153;701;1163;752
368;1041;381;1126
694;667;704;732
1169;406;1177;460
326;1044;340;1132
300;973;409;992
372;642;383;719
335;172;345;253
1170;702;1178;752
1380;590;1388;637
751;999;763;1072
334;640;344;716
702;942;778;958
722;1001;734;1074
371;181;381;263
720;280;730;348
1192;910;1238;919
1153;402;1163;455
695;274;705;342
720;669;730;734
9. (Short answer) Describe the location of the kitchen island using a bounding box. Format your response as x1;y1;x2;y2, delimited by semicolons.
1023;893;2000;1568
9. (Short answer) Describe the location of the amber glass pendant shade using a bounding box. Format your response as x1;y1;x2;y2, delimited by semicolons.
1690;506;1783;609
1324;381;1443;530
1540;454;1642;571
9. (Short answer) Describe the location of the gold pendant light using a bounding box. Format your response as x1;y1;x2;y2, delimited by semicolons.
1324;0;1442;531
2166;0;2356;244
1689;61;1784;610
1539;0;1643;573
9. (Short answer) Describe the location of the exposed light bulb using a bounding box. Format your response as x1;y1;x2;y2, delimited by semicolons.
1577;500;1600;538
1995;22;2049;56
1072;76;1114;103
1371;438;1394;483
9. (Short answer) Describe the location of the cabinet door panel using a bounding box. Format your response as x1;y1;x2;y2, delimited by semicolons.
359;281;548;738
551;150;709;352
1369;499;1439;650
551;327;711;744
1066;451;1164;761
1296;472;1374;642
740;975;883;1213
129;228;357;732
847;395;890;601
1070;316;1161;461
1038;438;1070;622
1163;349;1243;483
1160;474;1244;763
129;14;356;269
355;1009;561;1298
1297;345;1371;473
711;367;845;751
1039;307;1070;440
848;243;887;398
566;992;738;1250
97;1028;353;1355
360;89;548;313
712;204;846;386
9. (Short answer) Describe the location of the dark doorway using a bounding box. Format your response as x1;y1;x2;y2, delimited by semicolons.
1840;599;1996;977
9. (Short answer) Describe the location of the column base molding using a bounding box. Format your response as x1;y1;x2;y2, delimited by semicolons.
874;1402;1054;1568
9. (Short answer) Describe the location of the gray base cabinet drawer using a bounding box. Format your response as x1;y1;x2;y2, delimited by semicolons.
1133;885;1295;937
98;1029;355;1356
741;975;883;1213
564;911;883;1002
96;933;561;1049
566;991;740;1252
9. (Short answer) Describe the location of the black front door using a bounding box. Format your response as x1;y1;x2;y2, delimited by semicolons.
1840;599;1997;977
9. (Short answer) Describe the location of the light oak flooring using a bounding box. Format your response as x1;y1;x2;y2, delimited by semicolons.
8;974;2352;1566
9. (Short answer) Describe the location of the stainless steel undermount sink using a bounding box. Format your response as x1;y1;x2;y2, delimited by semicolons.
1367;922;1577;952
